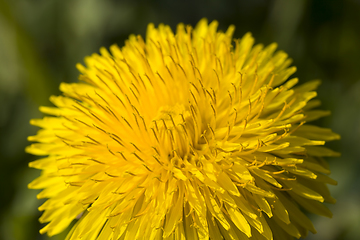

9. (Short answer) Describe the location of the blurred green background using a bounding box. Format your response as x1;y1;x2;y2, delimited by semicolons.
0;0;359;239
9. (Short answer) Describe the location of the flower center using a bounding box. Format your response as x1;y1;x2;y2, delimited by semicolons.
151;104;199;164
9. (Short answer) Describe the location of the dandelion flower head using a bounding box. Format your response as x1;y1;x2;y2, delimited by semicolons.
27;19;340;240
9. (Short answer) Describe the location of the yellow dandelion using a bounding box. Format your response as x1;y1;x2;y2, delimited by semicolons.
27;19;340;240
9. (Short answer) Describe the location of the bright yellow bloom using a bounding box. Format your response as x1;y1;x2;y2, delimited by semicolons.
27;19;340;240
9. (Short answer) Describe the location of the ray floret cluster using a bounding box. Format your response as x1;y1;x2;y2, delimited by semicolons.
27;19;340;240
